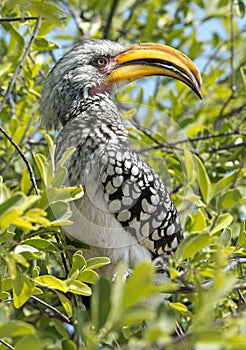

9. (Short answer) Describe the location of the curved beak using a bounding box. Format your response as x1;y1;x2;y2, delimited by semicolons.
107;43;202;99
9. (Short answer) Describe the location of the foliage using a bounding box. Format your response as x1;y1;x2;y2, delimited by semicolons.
0;0;246;349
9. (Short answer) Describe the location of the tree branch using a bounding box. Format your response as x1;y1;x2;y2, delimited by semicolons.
0;17;41;114
0;16;39;22
30;296;72;324
0;339;14;350
103;0;120;39
0;125;39;195
61;0;84;35
0;17;41;195
132;122;246;155
230;0;236;93
208;141;246;152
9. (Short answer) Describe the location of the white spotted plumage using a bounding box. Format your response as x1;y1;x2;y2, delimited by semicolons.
40;38;184;273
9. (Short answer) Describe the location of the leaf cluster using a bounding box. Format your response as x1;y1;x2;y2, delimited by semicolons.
0;0;246;349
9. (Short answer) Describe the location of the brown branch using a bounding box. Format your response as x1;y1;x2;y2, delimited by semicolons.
0;339;14;350
0;17;41;113
132;122;246;155
115;0;143;41
170;257;246;295
0;16;38;22
61;0;84;35
2;108;39;177
208;141;246;152
103;0;120;39
0;17;41;195
30;296;72;324
230;152;246;188
0;125;39;195
230;0;236;93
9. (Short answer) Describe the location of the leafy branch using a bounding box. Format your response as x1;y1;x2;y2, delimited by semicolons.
0;17;41;195
133;123;246;155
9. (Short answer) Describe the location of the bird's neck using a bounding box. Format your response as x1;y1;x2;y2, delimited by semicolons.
55;94;129;184
55;94;129;162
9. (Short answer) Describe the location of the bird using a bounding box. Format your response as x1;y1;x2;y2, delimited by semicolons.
40;38;202;275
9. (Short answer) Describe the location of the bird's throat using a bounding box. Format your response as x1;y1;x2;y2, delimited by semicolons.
89;83;110;96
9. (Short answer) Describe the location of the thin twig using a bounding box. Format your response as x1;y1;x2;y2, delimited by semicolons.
215;0;237;128
0;339;15;350
0;17;41;195
55;233;69;276
2;108;39;177
132;122;246;155
62;0;84;35
103;0;120;39
237;290;246;305
0;17;41;114
208;141;246;153
115;0;143;41
0;125;39;195
230;152;246;188
230;0;236;93
30;296;72;324
0;16;38;22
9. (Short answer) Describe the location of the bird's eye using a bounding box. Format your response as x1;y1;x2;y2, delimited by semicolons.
94;56;109;67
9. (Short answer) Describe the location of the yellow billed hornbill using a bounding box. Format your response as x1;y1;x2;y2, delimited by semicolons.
40;39;202;274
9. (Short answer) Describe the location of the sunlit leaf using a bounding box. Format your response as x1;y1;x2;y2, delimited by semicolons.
67;280;92;296
0;321;35;338
175;233;210;260
211;213;233;234
35;275;68;292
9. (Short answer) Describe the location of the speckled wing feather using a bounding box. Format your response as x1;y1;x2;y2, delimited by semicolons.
97;144;183;256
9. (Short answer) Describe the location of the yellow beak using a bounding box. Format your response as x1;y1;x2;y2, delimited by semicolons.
107;43;202;99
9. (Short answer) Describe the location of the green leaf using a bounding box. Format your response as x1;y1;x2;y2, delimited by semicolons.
78;269;98;284
169;302;193;317
194;155;211;204
61;339;77;350
91;277;111;331
1;22;24;47
190;209;207;232
235;0;245;18
175;233;210;261
0;321;35;338
217;188;242;209
33;37;60;51
0;193;36;217
0;177;10;204
122;308;155;326
16;335;41;350
34;153;49;185
67;280;92;296
86;257;111;270
27;1;65;21
217;228;231;247
12;272;33;308
184;150;197;184
35;275;68;293
211;213;233;234
46;201;72;225
56;292;73;318
69;251;86;277
22;237;60;252
212;171;240;196
122;263;156;308
237;220;246;248
20;168;32;194
56;147;75;170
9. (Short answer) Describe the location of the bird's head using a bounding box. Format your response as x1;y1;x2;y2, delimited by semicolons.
40;38;202;128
